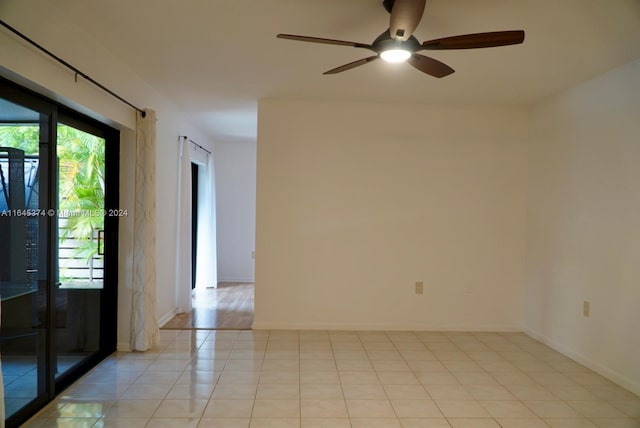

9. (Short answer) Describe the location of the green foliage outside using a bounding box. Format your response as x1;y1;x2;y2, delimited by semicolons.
0;124;105;262
57;124;105;261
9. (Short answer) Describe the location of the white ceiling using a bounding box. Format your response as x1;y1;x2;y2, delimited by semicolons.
58;0;640;142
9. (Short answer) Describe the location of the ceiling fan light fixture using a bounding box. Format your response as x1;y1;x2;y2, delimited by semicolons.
380;48;412;63
277;0;525;77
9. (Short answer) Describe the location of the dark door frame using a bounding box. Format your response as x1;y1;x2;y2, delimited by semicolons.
53;109;119;394
191;162;199;290
0;75;53;427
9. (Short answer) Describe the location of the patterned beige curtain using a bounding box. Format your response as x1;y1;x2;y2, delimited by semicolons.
130;109;159;351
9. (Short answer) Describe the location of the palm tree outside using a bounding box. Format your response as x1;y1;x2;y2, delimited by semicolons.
0;123;105;281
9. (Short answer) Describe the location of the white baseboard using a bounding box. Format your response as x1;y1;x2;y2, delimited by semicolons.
524;327;640;396
116;310;177;353
218;277;255;283
251;321;522;332
158;308;179;328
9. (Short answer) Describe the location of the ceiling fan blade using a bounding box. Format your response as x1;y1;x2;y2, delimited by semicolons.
421;30;525;50
389;0;426;41
323;56;379;75
408;54;454;78
277;34;372;50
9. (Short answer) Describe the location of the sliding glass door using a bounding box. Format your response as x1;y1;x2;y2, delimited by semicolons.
53;115;118;388
0;90;50;423
0;77;118;427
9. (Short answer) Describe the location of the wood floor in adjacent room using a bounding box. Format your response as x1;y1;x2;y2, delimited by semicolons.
162;282;254;330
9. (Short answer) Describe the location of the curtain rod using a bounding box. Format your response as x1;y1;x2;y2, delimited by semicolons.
0;19;146;118
181;136;212;155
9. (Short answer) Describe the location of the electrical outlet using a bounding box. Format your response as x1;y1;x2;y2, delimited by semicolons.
583;301;590;317
251;251;255;259
415;282;424;294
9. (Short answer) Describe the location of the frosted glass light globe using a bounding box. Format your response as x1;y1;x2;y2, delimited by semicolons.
380;49;412;63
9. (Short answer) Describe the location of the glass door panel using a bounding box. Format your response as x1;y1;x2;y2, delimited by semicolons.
1;78;118;427
54;123;105;379
0;97;48;420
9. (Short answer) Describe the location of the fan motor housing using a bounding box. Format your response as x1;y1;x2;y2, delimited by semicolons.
372;31;421;54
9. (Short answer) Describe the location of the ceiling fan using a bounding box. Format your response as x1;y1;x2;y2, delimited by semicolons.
277;0;525;78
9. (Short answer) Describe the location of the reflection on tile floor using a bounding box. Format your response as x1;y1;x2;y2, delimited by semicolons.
23;330;640;427
2;354;87;419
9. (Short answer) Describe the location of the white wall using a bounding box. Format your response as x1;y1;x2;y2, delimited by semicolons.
214;140;257;282
526;59;640;395
255;99;528;331
0;0;212;349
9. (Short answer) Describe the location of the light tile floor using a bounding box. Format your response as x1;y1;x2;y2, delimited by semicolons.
2;355;86;419
23;330;640;428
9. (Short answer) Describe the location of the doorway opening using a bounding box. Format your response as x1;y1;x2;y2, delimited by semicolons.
163;140;255;330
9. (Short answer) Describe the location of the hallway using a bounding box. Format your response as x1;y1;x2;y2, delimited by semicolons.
163;283;254;330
